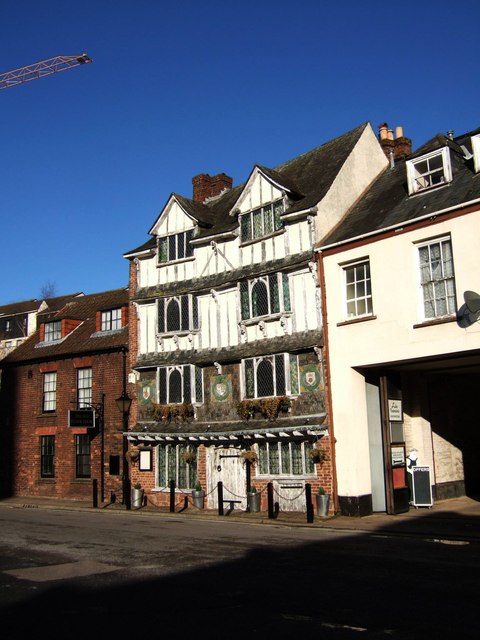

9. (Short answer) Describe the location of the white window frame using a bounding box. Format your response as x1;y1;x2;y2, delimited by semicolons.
343;259;373;319
42;372;57;412
157;364;203;405
242;353;299;399
240;199;284;243
101;308;122;332
416;236;456;320
472;134;480;174
156;444;197;490
44;321;61;342
77;367;92;408
256;441;315;477
157;295;199;335
157;230;194;264
407;148;452;195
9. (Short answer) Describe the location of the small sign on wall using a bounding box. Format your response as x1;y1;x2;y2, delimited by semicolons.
139;449;152;471
388;399;403;422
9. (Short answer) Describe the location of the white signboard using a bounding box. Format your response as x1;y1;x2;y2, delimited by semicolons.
388;399;403;422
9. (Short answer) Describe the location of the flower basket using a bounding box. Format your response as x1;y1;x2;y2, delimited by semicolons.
151;403;194;423
125;448;140;463
241;450;258;464
182;450;196;465
309;447;327;464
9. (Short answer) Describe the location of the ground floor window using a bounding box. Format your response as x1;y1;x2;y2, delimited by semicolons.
157;444;196;489
257;441;315;476
41;435;55;477
75;434;91;478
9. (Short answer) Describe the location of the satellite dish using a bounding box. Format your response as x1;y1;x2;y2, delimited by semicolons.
464;291;480;315
457;290;480;327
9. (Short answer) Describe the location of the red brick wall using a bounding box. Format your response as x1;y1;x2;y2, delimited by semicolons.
5;350;127;502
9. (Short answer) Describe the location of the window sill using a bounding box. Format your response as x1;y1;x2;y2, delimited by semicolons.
337;315;377;327
409;181;451;197
413;315;457;329
156;329;199;338
157;256;195;268
240;312;292;326
240;228;284;247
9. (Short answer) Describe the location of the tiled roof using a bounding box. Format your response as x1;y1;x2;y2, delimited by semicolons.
124;123;368;253
2;288;129;364
321;127;480;247
0;299;39;316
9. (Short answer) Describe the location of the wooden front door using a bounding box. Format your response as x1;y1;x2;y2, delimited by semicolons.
207;447;247;510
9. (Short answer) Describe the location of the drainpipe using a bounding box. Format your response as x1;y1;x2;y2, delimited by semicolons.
316;251;339;514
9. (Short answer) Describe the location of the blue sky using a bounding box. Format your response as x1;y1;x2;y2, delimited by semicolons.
1;0;479;303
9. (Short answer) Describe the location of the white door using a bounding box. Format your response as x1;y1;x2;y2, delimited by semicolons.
207;447;247;510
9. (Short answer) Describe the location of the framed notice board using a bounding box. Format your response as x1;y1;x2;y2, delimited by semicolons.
412;466;433;507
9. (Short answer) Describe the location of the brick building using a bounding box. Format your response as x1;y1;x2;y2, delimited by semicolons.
123;123;387;512
0;288;130;502
0;293;83;360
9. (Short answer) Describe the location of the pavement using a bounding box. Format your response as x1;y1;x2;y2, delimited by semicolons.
1;493;479;542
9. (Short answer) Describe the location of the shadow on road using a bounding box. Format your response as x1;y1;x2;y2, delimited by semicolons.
1;507;479;639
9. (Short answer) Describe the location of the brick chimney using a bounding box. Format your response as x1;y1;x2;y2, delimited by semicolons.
192;173;233;204
378;123;412;162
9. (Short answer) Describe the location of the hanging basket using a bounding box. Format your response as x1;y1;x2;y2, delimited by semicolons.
126;448;140;464
241;450;258;464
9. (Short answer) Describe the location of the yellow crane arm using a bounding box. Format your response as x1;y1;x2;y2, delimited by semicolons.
0;54;92;90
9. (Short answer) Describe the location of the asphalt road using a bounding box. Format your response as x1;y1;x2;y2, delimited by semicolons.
0;506;478;638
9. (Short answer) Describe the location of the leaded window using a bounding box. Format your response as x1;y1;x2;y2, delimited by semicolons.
157;444;197;489
158;295;199;334
41;435;55;478
42;372;57;412
257;441;315;476
77;368;92;408
240;273;291;320
240;200;284;243
418;237;456;319
243;353;298;399
158;230;194;263
75;434;91;478
158;364;203;404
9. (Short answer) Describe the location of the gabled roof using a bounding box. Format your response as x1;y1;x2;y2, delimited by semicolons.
321;127;480;248
2;288;129;364
125;123;370;254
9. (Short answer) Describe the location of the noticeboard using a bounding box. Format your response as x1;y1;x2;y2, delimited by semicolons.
412;466;433;507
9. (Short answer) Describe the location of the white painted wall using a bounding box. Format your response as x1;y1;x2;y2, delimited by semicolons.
322;208;480;500
315;125;388;243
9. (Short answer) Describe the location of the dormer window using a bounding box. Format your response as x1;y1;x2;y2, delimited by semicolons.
407;148;452;195
240;199;284;243
472;134;480;173
157;230;194;264
101;308;122;332
44;321;62;342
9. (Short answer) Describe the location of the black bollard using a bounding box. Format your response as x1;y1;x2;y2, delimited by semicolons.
218;481;224;516
170;479;176;512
